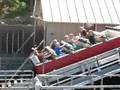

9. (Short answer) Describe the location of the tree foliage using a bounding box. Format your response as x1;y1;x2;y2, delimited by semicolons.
0;0;28;18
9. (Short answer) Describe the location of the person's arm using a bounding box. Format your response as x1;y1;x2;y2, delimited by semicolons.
79;37;90;44
45;46;57;56
49;41;53;48
44;53;52;58
60;44;66;48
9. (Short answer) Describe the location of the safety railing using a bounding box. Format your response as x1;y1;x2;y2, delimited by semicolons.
35;73;120;90
0;70;34;89
34;47;120;87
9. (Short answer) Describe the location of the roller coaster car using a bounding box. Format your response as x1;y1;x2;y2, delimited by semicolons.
30;29;120;74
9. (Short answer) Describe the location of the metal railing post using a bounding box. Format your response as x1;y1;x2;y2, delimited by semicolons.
100;78;104;90
95;56;101;72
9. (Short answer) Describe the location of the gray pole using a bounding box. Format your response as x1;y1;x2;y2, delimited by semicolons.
42;21;47;74
33;18;37;45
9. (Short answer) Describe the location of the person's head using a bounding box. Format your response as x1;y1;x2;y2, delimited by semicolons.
55;42;61;47
53;39;58;43
32;44;37;51
64;35;70;41
69;33;74;38
50;39;58;49
69;33;75;41
87;29;94;36
75;36;80;40
32;47;40;54
81;30;87;37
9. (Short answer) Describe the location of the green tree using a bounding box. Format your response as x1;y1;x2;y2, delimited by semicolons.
7;0;27;17
0;0;28;18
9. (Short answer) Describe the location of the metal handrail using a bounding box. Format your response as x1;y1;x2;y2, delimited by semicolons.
49;59;119;86
41;85;120;89
39;74;120;77
36;73;120;89
36;47;120;86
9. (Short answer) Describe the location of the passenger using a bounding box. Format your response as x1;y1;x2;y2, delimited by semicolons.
50;39;58;49
69;33;75;41
69;33;83;50
71;35;82;50
70;33;90;48
64;34;73;45
65;34;84;50
63;35;74;50
86;29;96;44
80;29;87;38
64;34;78;50
81;28;96;44
87;29;106;43
54;42;64;56
50;38;72;54
31;47;44;62
32;46;55;62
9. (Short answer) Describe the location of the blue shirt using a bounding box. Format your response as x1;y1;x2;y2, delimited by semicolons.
54;47;62;56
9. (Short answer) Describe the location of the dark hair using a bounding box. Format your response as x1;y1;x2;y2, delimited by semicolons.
81;30;87;36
